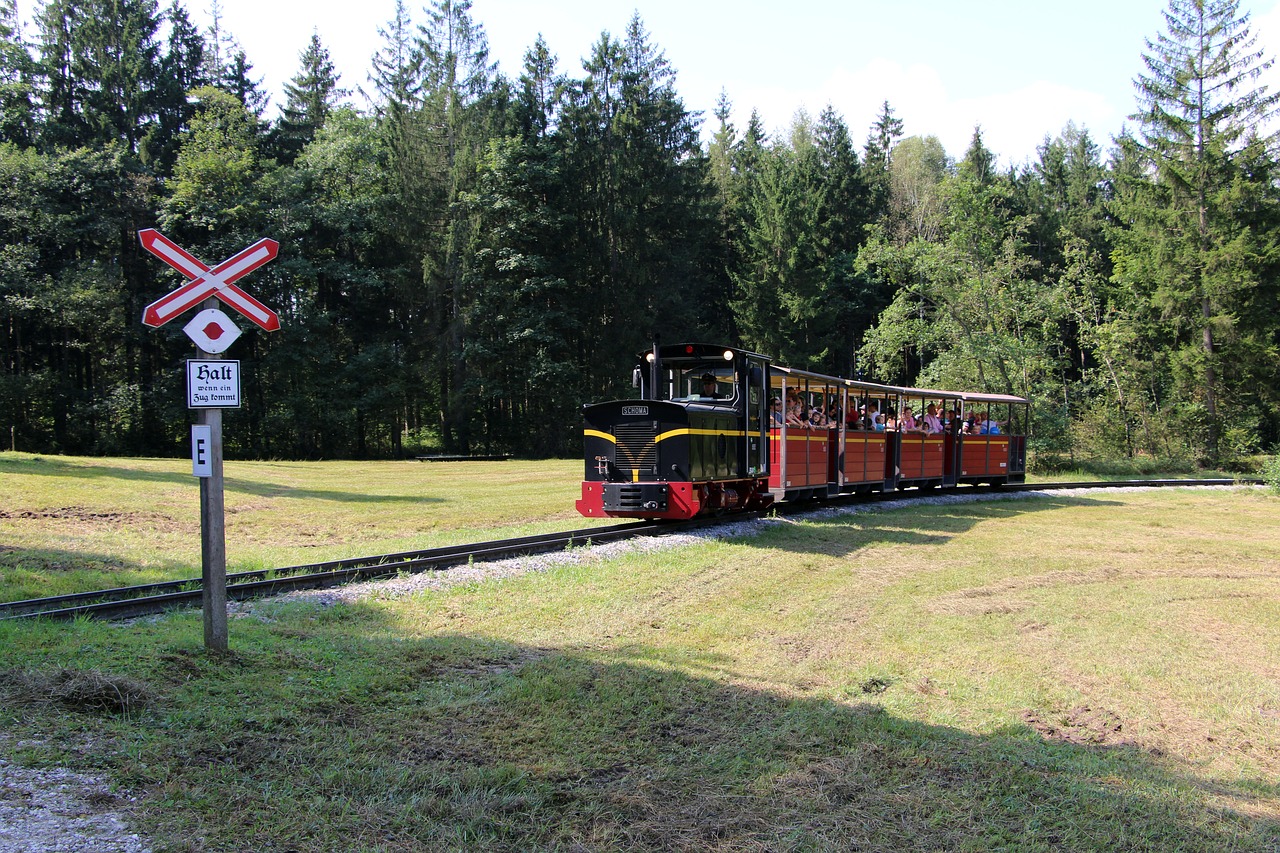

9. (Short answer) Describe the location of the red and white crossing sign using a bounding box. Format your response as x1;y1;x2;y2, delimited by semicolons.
140;229;280;331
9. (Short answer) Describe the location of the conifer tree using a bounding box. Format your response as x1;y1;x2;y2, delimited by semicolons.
416;0;496;452
0;0;35;146
274;32;345;163
146;0;207;172
863;100;903;222
1113;0;1280;460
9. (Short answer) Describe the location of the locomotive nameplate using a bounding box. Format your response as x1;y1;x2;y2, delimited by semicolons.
621;406;650;416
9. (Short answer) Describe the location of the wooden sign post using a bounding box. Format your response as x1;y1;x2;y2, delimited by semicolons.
139;230;279;652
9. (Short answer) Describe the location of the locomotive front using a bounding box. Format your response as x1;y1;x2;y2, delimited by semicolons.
576;344;774;520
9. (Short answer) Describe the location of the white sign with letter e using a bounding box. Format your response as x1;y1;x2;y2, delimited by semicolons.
187;360;241;409
191;424;213;477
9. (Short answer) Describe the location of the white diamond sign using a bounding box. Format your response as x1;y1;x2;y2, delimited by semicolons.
183;308;242;354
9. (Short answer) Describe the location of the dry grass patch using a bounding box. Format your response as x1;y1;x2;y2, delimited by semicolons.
0;667;153;714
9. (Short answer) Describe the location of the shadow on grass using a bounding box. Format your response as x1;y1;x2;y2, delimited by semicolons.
761;494;1125;558
28;617;1272;852
0;546;193;604
0;454;441;504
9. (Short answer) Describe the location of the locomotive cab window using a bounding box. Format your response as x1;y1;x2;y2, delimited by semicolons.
669;364;736;402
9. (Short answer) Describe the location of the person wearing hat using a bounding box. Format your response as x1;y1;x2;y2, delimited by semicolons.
700;373;720;399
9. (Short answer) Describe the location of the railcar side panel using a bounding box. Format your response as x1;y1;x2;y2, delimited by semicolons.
958;435;1010;479
899;435;945;480
768;427;829;490
843;432;887;485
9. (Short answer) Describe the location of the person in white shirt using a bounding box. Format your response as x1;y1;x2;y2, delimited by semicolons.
923;403;943;434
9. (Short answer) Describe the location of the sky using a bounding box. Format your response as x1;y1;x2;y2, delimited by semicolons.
30;0;1280;167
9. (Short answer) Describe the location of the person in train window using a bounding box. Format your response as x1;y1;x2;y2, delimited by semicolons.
770;398;785;426
979;412;1003;434
923;403;943;434
864;401;879;430
873;412;886;432
809;397;827;426
786;391;805;426
900;406;918;431
883;407;898;431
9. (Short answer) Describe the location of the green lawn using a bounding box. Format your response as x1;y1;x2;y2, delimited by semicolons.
0;451;603;601
2;462;1277;851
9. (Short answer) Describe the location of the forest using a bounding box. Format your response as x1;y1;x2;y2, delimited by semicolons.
1;0;1278;465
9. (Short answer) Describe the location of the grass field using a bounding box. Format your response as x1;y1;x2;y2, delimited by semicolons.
0;452;603;601
2;453;1278;851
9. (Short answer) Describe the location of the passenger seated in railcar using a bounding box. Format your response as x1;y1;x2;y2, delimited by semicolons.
826;398;842;427
883;407;897;430
809;398;827;426
979;411;1003;434
900;406;918;432
864;402;880;430
770;397;785;426
786;391;806;426
923;403;943;434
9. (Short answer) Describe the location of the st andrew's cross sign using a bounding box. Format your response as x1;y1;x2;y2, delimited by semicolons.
139;229;280;331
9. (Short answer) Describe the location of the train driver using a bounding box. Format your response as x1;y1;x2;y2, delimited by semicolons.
700;373;720;398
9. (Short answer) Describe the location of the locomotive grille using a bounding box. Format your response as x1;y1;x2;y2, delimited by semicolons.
613;422;657;471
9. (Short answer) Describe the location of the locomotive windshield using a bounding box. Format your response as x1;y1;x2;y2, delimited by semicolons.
665;362;735;402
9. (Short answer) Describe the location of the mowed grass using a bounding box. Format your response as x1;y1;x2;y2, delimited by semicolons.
1;470;1278;851
0;451;601;601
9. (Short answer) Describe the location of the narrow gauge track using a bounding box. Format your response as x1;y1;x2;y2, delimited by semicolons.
1;478;1252;623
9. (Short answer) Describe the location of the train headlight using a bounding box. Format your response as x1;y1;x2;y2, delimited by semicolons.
646;352;655;362
723;350;734;361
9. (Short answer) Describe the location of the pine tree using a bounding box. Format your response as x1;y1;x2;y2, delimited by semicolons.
463;36;578;454
221;49;268;117
1114;0;1280;461
413;0;497;452
0;0;35;146
274;32;345;163
863;100;903;222
369;0;422;113
145;0;207;172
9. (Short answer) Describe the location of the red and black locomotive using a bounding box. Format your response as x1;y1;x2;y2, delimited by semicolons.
577;343;775;519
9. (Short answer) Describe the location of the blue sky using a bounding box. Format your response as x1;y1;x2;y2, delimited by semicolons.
57;0;1280;167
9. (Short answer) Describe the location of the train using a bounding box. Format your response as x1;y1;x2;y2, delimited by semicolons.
576;342;1029;520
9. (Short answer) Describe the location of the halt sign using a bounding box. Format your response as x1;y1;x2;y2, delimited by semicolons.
187;360;241;409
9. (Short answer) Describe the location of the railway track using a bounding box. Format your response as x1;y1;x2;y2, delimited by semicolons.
0;478;1254;623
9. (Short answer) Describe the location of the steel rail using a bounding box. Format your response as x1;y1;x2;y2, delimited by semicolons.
0;516;730;622
1;478;1257;622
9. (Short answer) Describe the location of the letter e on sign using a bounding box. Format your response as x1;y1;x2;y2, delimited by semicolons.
192;424;212;477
